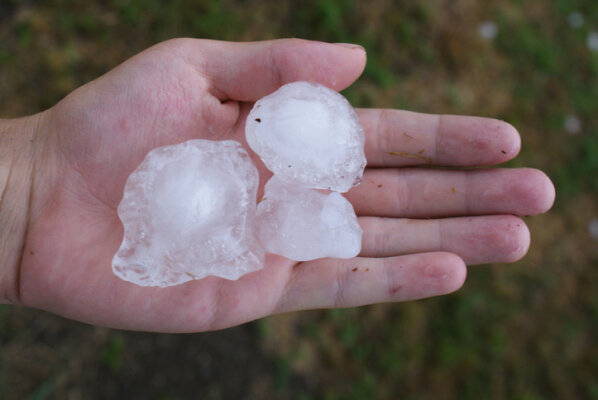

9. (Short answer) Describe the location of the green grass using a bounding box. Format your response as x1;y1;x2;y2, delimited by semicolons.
493;3;598;198
99;334;126;373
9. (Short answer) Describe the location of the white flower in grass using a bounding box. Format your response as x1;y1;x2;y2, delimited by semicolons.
478;21;498;40
564;114;582;135
568;11;584;28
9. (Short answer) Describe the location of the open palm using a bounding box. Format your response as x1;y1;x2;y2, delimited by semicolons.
16;39;554;332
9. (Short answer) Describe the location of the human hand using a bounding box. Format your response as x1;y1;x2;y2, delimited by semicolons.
1;39;554;332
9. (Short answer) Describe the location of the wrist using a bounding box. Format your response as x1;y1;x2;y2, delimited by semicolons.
0;114;42;305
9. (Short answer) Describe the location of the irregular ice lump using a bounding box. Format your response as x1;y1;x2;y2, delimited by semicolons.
112;140;264;287
246;81;366;193
256;176;362;261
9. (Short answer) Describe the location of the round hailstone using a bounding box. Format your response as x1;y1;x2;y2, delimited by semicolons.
588;31;598;52
478;21;498;40
568;11;584;28
564;114;582;135
245;81;367;193
255;176;362;261
112;139;264;287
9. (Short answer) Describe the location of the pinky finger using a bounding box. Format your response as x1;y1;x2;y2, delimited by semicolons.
273;252;467;313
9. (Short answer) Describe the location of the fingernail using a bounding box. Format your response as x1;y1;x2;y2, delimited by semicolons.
335;42;365;51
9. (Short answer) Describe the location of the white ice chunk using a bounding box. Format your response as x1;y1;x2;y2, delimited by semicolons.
112;139;264;287
568;11;584;28
478;21;498;40
246;81;366;193
564;114;582;135
588;31;598;52
255;176;362;261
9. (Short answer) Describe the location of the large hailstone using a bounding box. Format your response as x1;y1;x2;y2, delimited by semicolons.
245;81;367;193
112;140;264;287
255;176;362;261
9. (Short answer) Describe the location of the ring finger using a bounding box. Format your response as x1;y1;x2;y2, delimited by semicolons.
346;167;555;218
359;215;530;265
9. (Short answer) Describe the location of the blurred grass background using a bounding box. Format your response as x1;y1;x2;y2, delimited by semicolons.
1;0;598;399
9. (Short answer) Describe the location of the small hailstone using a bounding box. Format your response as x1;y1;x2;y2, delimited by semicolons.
589;219;598;241
568;11;584;28
245;81;366;193
478;21;498;40
255;176;362;261
112;139;264;287
564;114;582;135
588;31;598;52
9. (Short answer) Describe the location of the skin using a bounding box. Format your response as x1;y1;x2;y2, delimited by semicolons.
0;39;555;332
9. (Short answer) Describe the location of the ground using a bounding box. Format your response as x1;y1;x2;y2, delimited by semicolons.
1;1;598;399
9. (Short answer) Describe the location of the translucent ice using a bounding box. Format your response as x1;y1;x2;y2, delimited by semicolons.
245;81;366;193
255;177;362;261
112;140;264;287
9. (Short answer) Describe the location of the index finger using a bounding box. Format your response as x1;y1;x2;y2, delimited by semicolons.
358;109;521;167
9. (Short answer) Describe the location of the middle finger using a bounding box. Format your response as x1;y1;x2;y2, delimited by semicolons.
359;215;530;265
346;167;554;218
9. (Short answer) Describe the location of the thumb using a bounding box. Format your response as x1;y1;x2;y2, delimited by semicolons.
180;38;366;101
